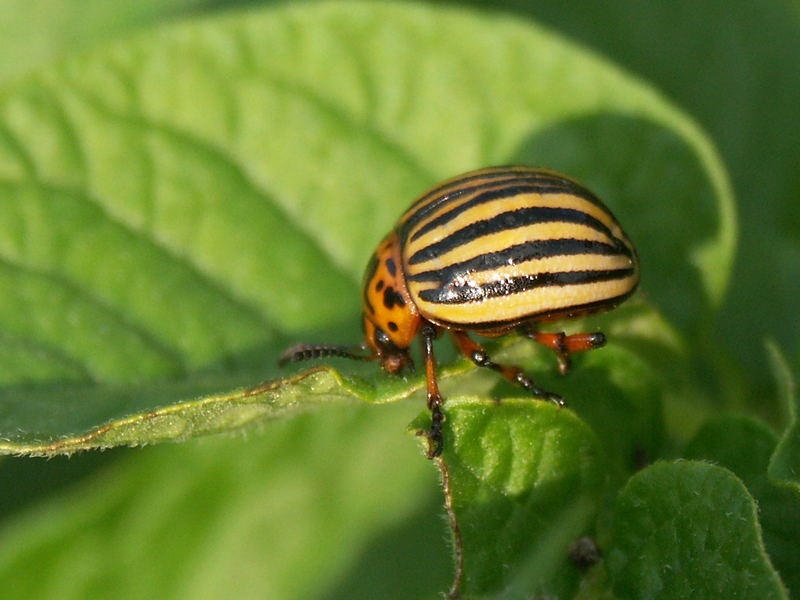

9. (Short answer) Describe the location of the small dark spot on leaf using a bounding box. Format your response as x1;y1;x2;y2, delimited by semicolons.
632;447;649;471
569;536;601;570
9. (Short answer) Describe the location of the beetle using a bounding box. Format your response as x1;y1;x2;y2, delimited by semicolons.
280;166;639;458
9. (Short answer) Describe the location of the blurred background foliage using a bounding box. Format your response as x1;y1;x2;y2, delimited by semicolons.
0;1;797;598
2;0;797;399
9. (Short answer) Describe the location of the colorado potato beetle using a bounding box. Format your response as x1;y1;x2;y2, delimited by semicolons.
280;166;639;458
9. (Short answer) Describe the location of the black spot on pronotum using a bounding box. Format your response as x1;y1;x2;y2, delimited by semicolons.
387;321;398;332
375;280;385;292
385;257;397;277
383;286;406;309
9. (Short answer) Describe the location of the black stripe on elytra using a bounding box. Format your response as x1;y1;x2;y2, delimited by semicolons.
408;206;614;266
401;172;594;238
428;288;639;331
419;268;635;304
407;180;603;243
407;239;628;283
405;169;533;215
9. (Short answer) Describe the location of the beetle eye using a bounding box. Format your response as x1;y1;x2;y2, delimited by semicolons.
374;327;393;351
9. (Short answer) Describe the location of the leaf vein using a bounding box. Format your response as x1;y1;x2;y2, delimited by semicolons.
0;255;186;377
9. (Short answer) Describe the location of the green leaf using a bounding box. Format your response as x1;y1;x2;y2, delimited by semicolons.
0;1;732;453
419;398;603;599
683;415;800;597
607;461;788;600
0;368;367;454
0;0;211;84
544;340;664;480
416;339;660;597
480;336;664;481
0;402;450;600
766;342;800;496
0;357;485;455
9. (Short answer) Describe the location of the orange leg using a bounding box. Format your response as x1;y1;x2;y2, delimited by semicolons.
420;325;445;458
451;330;564;406
520;326;606;375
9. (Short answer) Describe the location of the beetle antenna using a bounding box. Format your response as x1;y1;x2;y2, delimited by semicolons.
278;343;373;366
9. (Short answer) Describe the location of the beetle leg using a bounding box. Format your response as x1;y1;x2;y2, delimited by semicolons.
520;326;606;375
451;330;564;407
421;325;445;459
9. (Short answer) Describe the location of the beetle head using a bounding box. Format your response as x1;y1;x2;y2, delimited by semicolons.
362;315;415;374
360;231;421;373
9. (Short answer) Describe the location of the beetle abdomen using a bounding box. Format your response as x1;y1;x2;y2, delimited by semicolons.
399;167;639;329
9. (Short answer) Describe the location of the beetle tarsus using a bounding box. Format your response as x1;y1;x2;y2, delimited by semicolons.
589;332;606;348
513;372;565;406
421;325;446;459
426;401;445;458
545;391;566;407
